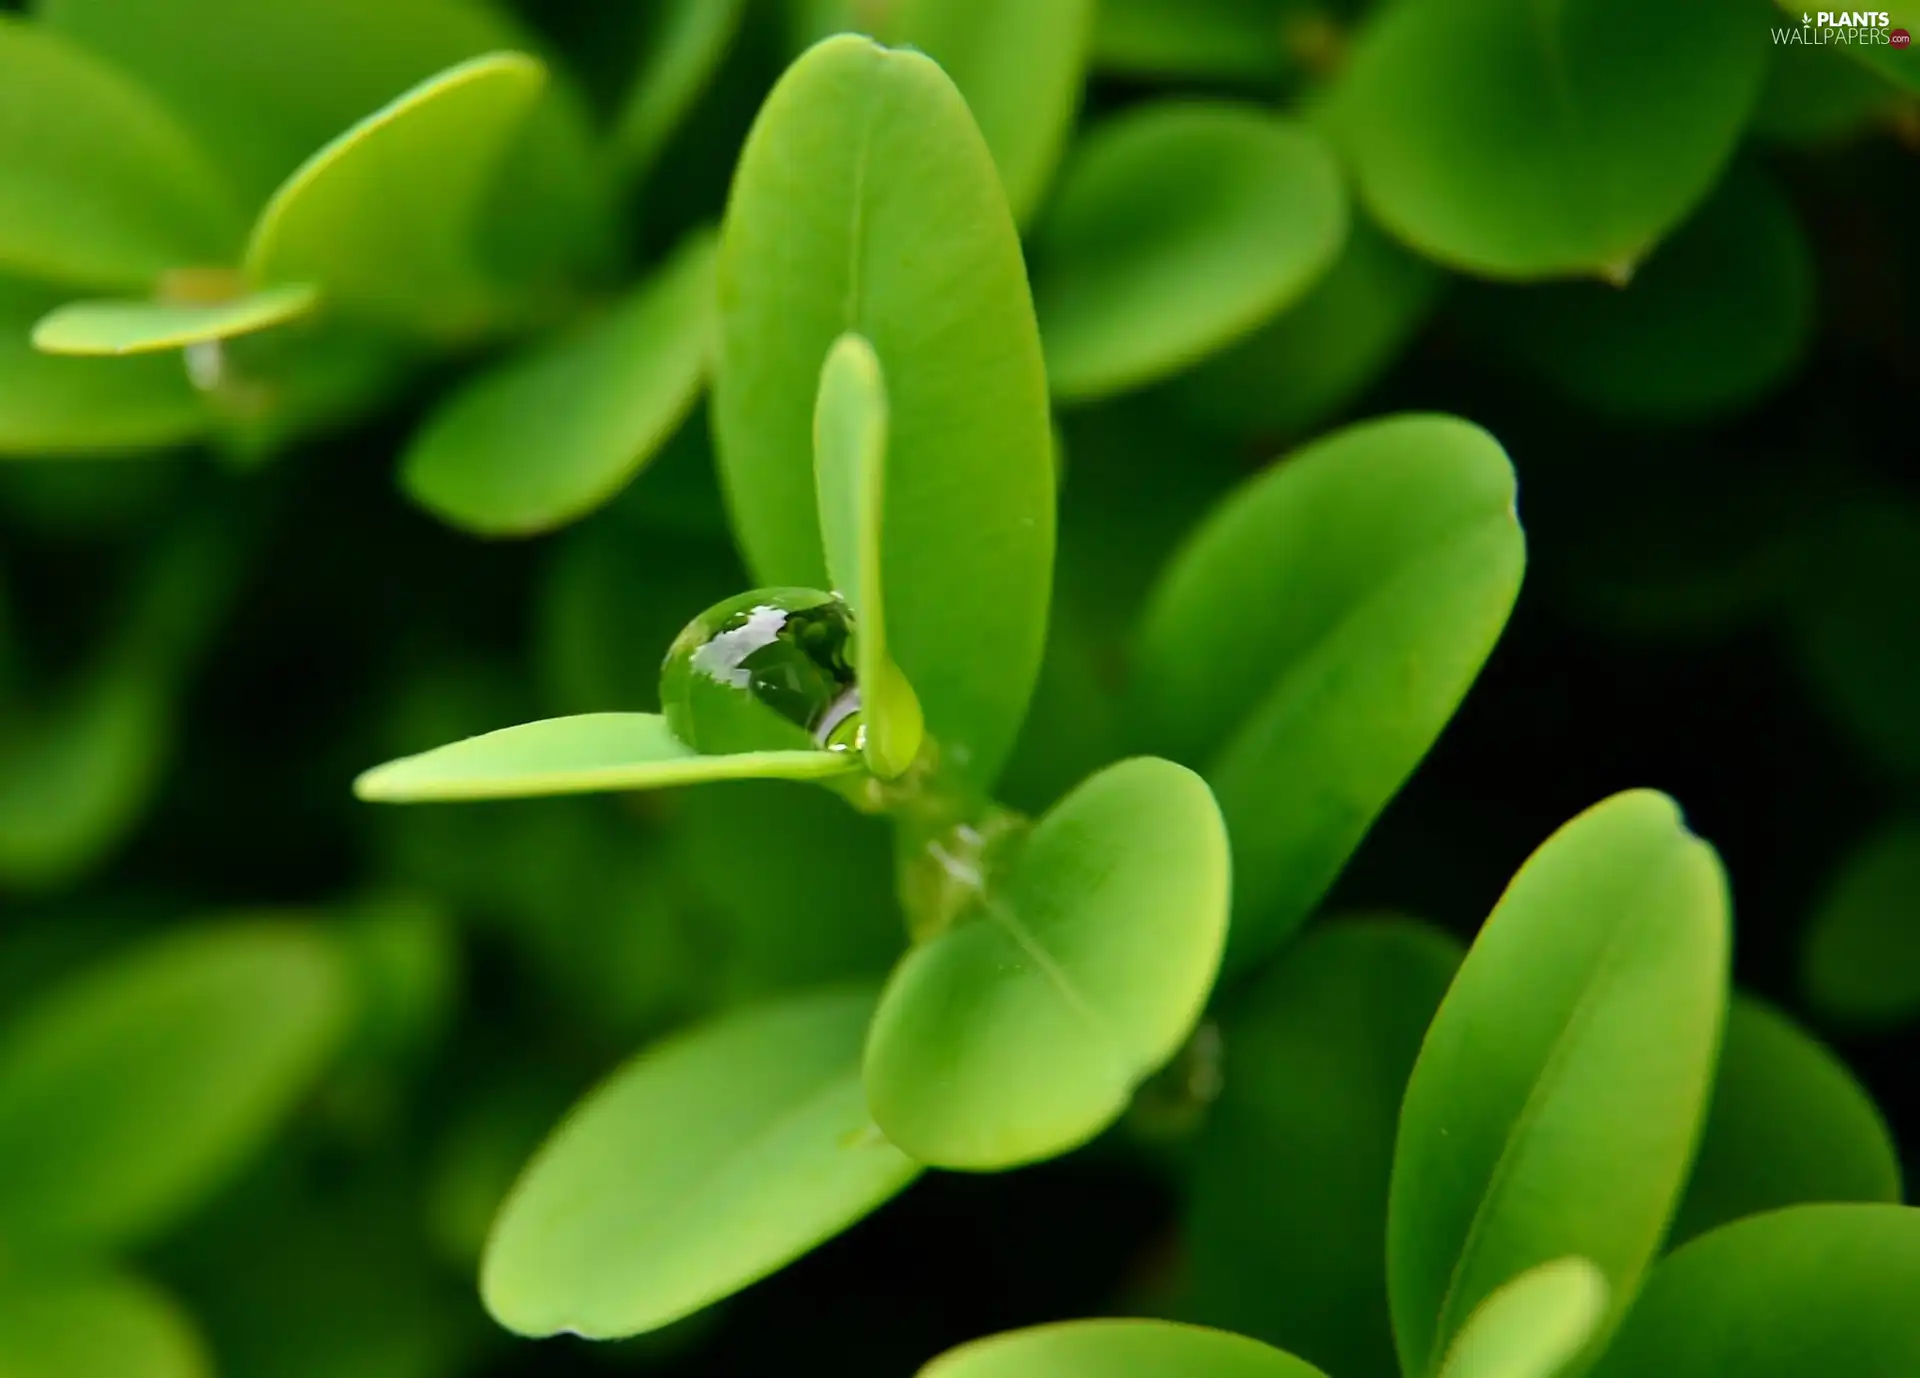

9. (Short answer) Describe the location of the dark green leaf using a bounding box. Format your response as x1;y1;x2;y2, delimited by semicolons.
1801;816;1920;1028
1669;996;1901;1247
1329;0;1767;279
403;229;716;535
616;0;747;179
1185;918;1463;1378
1170;211;1445;441
1388;791;1730;1378
0;920;350;1253
1132;414;1523;968
1034;103;1346;401
0;16;238;291
713;34;1054;791
1590;1204;1920;1378
1469;163;1812;421
865;756;1228;1168
481;986;919;1338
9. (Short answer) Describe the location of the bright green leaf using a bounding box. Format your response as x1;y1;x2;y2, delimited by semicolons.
616;0;746;179
1669;996;1901;1248
1589;1204;1920;1378
1170;211;1445;441
354;712;860;803
1132;414;1524;969
1329;0;1767;279
1801;815;1920;1028
31;283;320;356
0;1271;207;1378
920;1319;1331;1378
713;34;1054;792
798;0;1095;225
0;16;238;292
1185;918;1463;1378
481;986;919;1338
813;331;923;779
244;53;547;339
0;920;349;1254
1387;791;1730;1378
402;229;716;536
865;756;1229;1169
1469;162;1812;421
1436;1258;1608;1378
1034;103;1346;401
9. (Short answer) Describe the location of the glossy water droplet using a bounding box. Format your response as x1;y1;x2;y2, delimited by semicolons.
660;588;864;755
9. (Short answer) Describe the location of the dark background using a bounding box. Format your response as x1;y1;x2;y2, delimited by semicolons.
1;2;1915;1374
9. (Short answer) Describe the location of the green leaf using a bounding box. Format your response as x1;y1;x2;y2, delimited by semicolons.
1185;918;1464;1378
1387;791;1730;1378
1093;0;1300;80
0;1271;207;1378
0;919;349;1254
1033;103;1346;402
0;516;233;888
1468;162;1812;422
402;229;716;536
865;756;1228;1169
713;34;1054;792
1669;996;1901;1248
1801;815;1920;1028
1589;1204;1920;1378
813;331;923;779
1435;1258;1608;1378
30;282;320;356
0;16;238;292
481;986;919;1338
1328;0;1768;279
244;52;547;339
1785;499;1920;777
798;0;1095;225
1167;212;1443;443
920;1319;1331;1378
354;712;861;803
615;0;746;179
1170;211;1445;441
0;660;167;890
1131;414;1524;969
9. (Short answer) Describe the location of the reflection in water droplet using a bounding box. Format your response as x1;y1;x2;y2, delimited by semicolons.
660;588;862;756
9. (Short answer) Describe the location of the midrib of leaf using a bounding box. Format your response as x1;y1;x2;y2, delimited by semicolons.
839;62;887;333
1421;848;1686;1375
981;890;1132;1084
1207;502;1517;780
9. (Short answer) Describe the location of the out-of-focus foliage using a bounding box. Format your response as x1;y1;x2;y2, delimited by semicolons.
2;0;1916;1374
